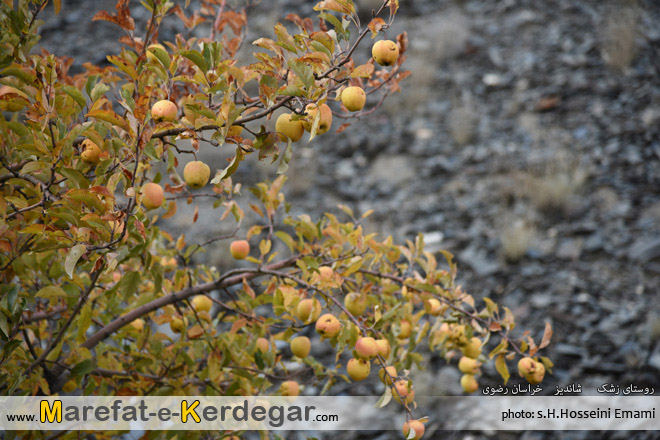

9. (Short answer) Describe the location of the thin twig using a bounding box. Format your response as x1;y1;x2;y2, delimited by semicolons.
25;263;105;376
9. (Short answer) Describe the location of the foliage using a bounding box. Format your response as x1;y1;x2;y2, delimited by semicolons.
0;0;551;438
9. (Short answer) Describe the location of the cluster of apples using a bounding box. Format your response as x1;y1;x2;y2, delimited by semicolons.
79;97;210;212
126;240;249;334
274;39;400;142
127;293;214;334
294;268;418;407
80;39;401;212
250;333;311;398
432;322;485;393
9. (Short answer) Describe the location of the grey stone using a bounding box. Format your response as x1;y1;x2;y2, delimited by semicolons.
556;238;583;260
584;233;605;252
460;247;501;277
628;238;660;262
367;155;415;186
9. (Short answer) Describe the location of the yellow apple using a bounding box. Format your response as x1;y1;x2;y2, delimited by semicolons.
525;362;545;385
526;362;546;385
378;365;397;385
397;320;412;339
402;419;425;440
319;266;334;281
141;183;164;210
162;257;177;271
346;358;370;381
230;240;250;260
191;295;212;313
458;356;481;374
183;161;211;189
255;337;271;354
449;324;468;345
460;373;479;393
344;292;367;316
130;318;144;332
279;380;299;397
518;357;535;376
460;337;482;359
372;40;400;66
392;379;415;404
151;99;177;122
341;86;366;112
296;298;322;323
275;113;304;142
290;336;311;358
315;313;341;338
423;298;445;316
354;336;378;360
170;316;186;333
81;139;102;164
518;357;545;384
302;103;332;135
375;338;391;358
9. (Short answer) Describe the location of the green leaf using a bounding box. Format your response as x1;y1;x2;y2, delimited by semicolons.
274;231;294;252
86;109;130;133
77;302;92;341
277;140;293;174
118;271;141;299
210;147;244;183
5;285;19;310
277;84;305;97
495;354;510;384
318;13;347;40
89;82;109;102
65;244;86;279
288;60;314;90
60;85;87;110
70;359;95;379
540;356;554;374
7;121;29;137
0;66;36;85
35;286;67;300
310;41;332;58
374;386;392;408
58;168;89;189
2;340;21;360
107;55;137;80
482;297;498;315
488;339;509;359
254;350;265;370
148;46;171;69
274;24;297;53
180;50;208;72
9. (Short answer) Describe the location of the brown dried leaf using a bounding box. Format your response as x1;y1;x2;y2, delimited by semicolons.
368;18;386;38
538;322;553;349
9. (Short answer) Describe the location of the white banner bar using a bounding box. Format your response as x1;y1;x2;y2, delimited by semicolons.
1;396;659;431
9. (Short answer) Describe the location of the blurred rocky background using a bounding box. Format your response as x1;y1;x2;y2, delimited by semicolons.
37;0;660;439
